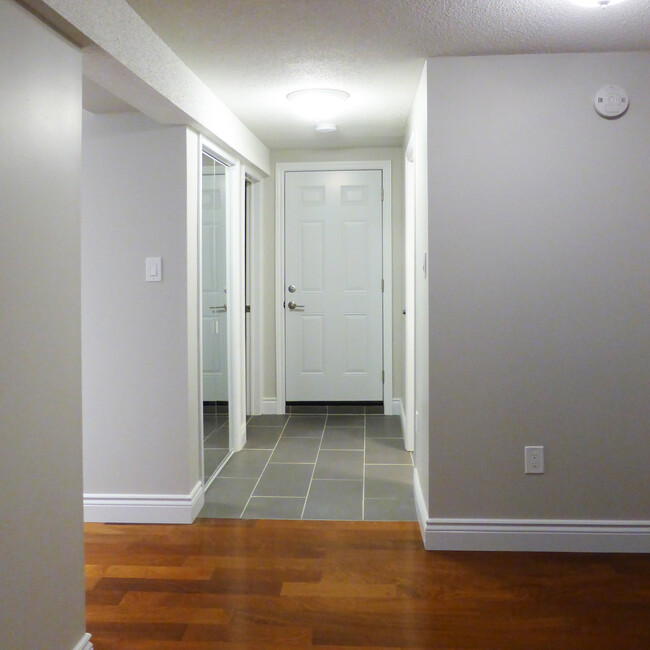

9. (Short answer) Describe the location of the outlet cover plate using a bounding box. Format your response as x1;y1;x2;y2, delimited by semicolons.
525;446;544;474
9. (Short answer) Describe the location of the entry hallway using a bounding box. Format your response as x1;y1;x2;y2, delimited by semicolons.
201;412;416;521
84;519;650;649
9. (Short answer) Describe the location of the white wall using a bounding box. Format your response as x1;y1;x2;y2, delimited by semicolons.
82;112;201;516
424;52;650;550
0;1;87;647
262;148;405;407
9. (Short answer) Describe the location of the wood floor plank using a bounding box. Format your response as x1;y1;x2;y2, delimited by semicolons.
86;564;215;580
91;641;399;650
181;621;313;645
85;519;650;649
86;604;230;625
281;581;398;598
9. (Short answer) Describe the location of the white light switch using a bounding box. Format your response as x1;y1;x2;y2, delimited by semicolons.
146;257;162;282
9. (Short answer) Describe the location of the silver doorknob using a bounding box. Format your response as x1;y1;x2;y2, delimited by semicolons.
288;284;296;293
287;301;305;310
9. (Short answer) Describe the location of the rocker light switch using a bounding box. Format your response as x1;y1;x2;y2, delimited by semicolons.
146;257;162;282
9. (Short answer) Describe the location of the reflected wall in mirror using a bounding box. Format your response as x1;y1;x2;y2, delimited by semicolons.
201;153;229;483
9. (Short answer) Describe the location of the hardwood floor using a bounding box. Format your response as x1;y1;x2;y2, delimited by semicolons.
85;519;650;649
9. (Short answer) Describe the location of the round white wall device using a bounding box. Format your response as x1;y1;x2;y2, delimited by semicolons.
594;85;629;118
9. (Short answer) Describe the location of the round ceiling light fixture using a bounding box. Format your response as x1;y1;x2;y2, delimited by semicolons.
315;123;337;134
287;88;350;121
570;0;630;7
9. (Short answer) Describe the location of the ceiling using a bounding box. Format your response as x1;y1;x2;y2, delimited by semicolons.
92;0;650;150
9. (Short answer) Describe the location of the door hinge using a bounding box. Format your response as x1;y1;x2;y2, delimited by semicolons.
381;187;384;202
381;279;384;293
382;370;385;383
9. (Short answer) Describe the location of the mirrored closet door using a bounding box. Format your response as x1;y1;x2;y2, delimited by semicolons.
201;152;230;484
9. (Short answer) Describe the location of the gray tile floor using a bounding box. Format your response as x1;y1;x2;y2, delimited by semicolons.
203;413;229;478
199;413;416;521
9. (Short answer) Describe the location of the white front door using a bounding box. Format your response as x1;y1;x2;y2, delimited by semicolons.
202;158;228;402
284;169;384;402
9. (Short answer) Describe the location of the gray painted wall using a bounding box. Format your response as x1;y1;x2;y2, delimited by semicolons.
0;1;86;647
427;52;650;520
82;111;201;497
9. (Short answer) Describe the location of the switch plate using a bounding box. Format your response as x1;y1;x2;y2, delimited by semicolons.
146;257;162;282
525;446;544;474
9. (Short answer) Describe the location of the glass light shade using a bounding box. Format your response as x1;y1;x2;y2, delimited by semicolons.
570;0;629;7
287;88;349;120
315;123;337;133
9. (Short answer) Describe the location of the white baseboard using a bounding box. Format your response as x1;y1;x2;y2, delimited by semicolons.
84;481;204;524
413;466;428;545
261;398;277;414
422;518;650;553
72;633;93;650
413;469;650;553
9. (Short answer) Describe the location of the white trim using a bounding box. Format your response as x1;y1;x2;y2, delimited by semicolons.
413;470;650;552
274;169;286;414
422;517;650;553
84;481;204;524
413;466;428;545
403;135;416;452
275;161;393;414
262;398;278;414
243;169;264;416
393;397;410;450
382;166;394;415
72;633;93;650
413;469;650;552
227;156;247;451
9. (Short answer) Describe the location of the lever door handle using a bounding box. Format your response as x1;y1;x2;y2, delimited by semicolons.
287;301;305;310
210;304;227;312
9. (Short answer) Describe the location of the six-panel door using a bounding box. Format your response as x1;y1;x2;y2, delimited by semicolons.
285;169;383;401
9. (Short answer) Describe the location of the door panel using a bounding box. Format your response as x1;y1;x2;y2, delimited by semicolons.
285;169;383;402
300;314;325;374
300;221;325;291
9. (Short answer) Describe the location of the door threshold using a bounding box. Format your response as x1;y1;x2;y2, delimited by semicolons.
286;401;385;415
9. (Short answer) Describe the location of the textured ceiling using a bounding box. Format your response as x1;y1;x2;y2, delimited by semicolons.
121;0;650;150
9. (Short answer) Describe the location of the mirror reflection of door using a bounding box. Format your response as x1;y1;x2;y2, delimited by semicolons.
201;153;229;484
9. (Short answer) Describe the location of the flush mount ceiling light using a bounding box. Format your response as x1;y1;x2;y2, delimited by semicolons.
315;123;337;134
570;0;630;7
287;88;350;121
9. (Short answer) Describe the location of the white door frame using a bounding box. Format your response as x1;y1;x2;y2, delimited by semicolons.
275;161;393;415
199;137;247;468
243;167;263;416
404;137;416;452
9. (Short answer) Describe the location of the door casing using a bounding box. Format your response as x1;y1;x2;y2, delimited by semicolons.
243;170;263;416
275;161;393;414
404;137;416;452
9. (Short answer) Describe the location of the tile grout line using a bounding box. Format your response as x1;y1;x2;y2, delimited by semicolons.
300;414;326;520
239;416;290;518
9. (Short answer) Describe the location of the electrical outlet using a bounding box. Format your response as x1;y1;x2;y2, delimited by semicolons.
525;446;544;474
